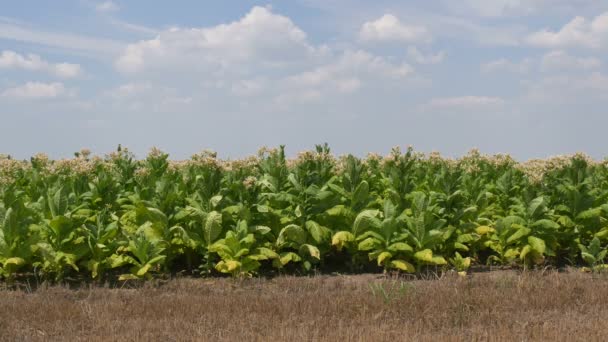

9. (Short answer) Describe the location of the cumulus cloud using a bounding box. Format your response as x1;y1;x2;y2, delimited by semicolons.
96;1;119;13
540;50;601;71
407;47;445;65
279;49;412;106
115;6;324;73
425;96;505;109
1;82;69;99
481;58;532;73
112;6;417;110
0;50;82;78
526;12;608;48
359;14;430;43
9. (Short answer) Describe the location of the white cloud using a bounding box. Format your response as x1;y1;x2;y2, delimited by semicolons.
407;47;445;65
115;6;324;73
526;12;608;48
96;1;119;13
0;19;124;56
0;50;82;78
540;50;601;71
283;49;412;101
359;14;430;43
481;58;532;73
425;96;505;109
1;82;69;99
52;63;82;78
107;82;152;98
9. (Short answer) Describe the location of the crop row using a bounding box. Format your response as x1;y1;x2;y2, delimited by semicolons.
1;145;608;281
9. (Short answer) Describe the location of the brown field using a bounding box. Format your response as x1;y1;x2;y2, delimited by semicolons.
1;270;608;341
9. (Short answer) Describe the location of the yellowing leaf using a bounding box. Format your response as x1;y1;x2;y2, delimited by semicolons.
3;257;25;266
331;231;354;251
414;249;434;263
390;260;415;273
216;260;241;273
475;226;495;235
377;251;392;266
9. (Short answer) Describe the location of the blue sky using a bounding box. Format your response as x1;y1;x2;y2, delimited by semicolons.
1;1;607;160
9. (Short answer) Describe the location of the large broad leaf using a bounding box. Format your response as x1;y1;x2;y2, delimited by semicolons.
326;205;352;218
527;236;546;255
576;207;602;220
215;260;241;273
357;237;380;251
306;221;330;244
250;247;279;260
506;226;531;244
331;231;354;251
49;215;72;237
414;249;433;263
352;181;369;207
277;224;307;246
457;234;475;244
299;244;321;260
203;211;223;245
136;206;168;227
275;252;302;267
3;257;25;267
531;219;559;230
527;197;546;219
353;210;381;236
475;226;495;235
390;260;415;273
413;249;447;265
138;221;164;242
377;251;392;265
387;242;413;253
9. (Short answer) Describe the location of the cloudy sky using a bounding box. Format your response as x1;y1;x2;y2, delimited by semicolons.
1;1;607;160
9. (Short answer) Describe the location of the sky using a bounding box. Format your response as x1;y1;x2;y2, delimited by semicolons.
1;0;607;160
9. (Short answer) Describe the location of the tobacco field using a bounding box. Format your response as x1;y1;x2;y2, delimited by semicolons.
1;144;608;282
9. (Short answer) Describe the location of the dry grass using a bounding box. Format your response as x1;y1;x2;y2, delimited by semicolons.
2;270;608;341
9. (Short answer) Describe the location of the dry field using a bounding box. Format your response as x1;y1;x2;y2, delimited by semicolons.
2;270;608;341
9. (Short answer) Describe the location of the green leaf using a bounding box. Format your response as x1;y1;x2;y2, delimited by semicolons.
277;224;307;246
357;237;379;251
306;220;329;244
353;210;381;236
387;242;413;253
527;236;546;255
506;226;531;244
299;244;321;260
352;181;369;207
275;252;301;267
204;211;223;245
251;247;279;260
527;197;545;218
577;208;602;220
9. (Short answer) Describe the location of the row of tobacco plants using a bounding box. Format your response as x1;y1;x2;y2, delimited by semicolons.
1;145;608;281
